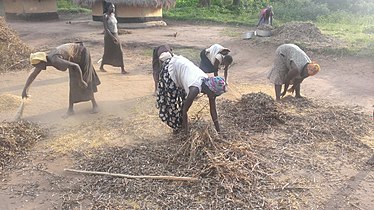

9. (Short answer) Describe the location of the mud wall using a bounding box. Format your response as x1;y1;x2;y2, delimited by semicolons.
92;1;162;23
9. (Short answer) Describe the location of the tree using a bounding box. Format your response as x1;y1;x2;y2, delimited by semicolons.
199;0;210;7
233;0;241;6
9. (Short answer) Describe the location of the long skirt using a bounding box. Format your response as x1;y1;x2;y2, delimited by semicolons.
199;49;216;74
69;44;101;104
102;32;124;67
156;59;186;130
267;53;288;85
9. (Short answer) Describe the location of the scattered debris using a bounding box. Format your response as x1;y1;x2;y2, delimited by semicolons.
0;121;45;168
55;93;373;209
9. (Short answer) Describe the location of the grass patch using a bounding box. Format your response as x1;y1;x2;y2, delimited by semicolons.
57;0;91;14
317;13;374;56
164;6;258;26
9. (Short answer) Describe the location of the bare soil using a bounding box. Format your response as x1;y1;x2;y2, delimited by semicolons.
0;14;373;209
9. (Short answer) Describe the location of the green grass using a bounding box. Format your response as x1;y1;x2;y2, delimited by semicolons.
57;0;91;14
316;13;374;56
164;6;258;26
164;6;374;56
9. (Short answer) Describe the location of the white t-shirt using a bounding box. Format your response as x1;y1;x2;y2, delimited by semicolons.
168;55;208;95
206;44;227;65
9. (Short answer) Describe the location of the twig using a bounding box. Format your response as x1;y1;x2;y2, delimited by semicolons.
64;168;199;181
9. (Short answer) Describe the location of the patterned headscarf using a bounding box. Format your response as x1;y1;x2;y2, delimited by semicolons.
203;76;226;96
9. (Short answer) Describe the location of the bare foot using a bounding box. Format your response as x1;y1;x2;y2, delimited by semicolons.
90;107;99;114
100;68;107;72
62;109;75;119
121;70;128;74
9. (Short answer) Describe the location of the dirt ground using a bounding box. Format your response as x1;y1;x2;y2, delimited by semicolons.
0;14;373;209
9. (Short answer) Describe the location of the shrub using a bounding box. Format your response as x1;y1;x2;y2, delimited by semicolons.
272;0;330;21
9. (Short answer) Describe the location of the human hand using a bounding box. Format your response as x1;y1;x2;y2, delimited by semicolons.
80;80;88;88
280;90;287;98
21;90;29;99
287;86;295;94
113;37;119;44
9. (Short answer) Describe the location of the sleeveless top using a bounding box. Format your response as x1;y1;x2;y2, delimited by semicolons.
106;13;118;34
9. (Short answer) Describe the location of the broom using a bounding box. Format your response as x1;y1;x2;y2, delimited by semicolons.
14;99;25;121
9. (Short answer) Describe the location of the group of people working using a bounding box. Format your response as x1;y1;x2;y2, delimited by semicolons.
20;3;320;134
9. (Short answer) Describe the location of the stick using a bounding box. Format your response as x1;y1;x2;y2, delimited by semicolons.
14;99;25;121
64;168;199;181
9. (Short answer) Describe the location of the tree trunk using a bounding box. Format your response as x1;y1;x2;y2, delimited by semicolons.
199;0;211;7
232;0;241;6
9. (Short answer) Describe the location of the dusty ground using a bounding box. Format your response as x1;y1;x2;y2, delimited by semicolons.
0;14;373;209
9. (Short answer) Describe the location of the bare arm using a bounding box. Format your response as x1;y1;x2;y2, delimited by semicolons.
50;56;87;88
182;87;199;132
279;61;300;98
284;61;300;85
213;59;220;73
22;67;43;99
208;95;220;132
224;65;229;84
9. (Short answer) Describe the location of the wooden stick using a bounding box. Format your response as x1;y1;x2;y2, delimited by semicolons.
64;168;199;182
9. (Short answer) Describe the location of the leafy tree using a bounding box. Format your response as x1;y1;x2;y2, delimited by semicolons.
200;0;211;7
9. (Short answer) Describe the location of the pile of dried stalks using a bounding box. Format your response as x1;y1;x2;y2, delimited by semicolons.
0;121;44;168
0;17;31;73
255;21;345;50
220;92;284;133
57;93;373;209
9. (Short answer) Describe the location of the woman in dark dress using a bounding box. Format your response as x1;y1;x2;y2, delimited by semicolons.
99;3;127;74
22;42;101;116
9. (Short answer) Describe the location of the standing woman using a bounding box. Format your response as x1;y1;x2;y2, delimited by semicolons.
199;44;233;84
267;44;320;100
99;3;127;74
22;42;101;116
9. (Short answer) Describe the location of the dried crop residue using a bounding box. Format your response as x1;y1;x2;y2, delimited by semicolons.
256;21;345;50
0;94;22;111
0;121;45;169
0;17;31;73
53;93;373;209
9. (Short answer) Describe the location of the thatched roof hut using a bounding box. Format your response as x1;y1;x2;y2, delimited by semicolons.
3;0;58;20
73;0;176;23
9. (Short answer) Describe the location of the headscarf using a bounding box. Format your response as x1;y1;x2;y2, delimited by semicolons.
203;76;226;96
159;52;173;62
206;44;230;64
307;62;320;76
30;52;47;65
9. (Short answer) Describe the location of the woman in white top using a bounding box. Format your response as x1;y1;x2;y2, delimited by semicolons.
199;44;233;83
99;3;127;74
157;52;226;133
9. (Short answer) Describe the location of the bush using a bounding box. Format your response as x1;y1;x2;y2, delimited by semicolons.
57;0;90;13
273;0;330;21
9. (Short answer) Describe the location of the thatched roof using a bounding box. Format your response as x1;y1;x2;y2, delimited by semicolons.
73;0;176;9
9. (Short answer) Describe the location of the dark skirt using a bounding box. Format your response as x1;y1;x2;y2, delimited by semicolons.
156;59;186;130
199;49;217;74
69;44;101;104
102;32;124;67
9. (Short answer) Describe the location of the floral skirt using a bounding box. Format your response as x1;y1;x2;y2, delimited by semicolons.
156;59;186;130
